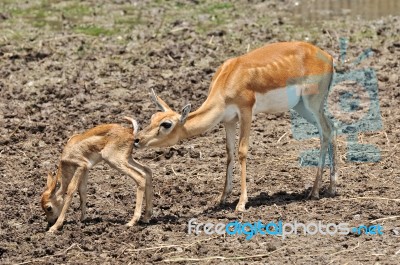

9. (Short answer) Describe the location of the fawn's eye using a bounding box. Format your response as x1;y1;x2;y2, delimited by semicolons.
46;206;52;212
160;121;172;129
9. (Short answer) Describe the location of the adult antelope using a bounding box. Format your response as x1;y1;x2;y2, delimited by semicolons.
135;41;337;212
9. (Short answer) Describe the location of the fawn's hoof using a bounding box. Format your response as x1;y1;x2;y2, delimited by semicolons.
126;222;136;227
142;216;151;224
307;191;320;200
48;226;58;233
325;187;338;197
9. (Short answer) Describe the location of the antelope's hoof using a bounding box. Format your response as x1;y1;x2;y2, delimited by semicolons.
235;203;246;212
216;195;227;206
80;215;86;222
126;218;139;227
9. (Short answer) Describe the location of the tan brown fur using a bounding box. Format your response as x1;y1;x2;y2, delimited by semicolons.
41;117;152;232
135;42;337;212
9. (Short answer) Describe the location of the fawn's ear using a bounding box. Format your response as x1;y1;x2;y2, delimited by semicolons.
46;172;57;192
46;173;54;188
149;88;172;112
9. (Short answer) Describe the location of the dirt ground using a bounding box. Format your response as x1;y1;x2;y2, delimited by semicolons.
0;0;399;264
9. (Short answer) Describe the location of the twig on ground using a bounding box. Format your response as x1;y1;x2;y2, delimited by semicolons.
171;166;178;176
277;132;288;143
329;241;360;256
9;120;25;139
332;196;400;203
167;54;176;63
209;35;214;45
164;245;287;262
170;27;187;33
150;153;164;161
128;236;218;252
15;243;83;265
384;131;390;146
15;260;46;265
56;243;83;256
370;215;400;223
294;242;360;260
32;34;94;43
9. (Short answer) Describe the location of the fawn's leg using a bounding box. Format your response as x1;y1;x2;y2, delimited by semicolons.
78;171;89;221
105;155;149;226
129;158;153;223
49;165;87;232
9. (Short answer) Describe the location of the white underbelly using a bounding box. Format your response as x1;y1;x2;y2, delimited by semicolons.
253;86;301;114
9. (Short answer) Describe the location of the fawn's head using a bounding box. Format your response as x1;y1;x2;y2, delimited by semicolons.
40;173;63;226
134;89;191;148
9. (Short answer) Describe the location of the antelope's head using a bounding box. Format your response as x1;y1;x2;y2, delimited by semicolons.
134;89;191;148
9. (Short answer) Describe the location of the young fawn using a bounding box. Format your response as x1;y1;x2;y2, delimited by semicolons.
41;117;153;233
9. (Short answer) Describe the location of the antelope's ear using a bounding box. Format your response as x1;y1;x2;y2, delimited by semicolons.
180;104;191;124
149;88;171;112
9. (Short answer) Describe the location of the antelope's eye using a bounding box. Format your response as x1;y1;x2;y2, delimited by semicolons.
46;206;52;212
160;121;172;129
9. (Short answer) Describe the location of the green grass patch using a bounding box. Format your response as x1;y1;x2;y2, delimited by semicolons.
114;9;143;26
62;3;92;17
204;2;233;13
74;25;116;36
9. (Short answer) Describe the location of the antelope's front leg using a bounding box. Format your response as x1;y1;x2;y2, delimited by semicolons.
236;113;252;212
218;121;236;204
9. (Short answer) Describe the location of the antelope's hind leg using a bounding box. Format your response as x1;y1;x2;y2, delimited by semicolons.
299;77;335;199
327;124;338;197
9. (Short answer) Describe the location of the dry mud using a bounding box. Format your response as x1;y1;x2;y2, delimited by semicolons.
0;0;399;264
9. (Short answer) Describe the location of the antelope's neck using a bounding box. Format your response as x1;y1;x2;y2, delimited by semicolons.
181;97;225;139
